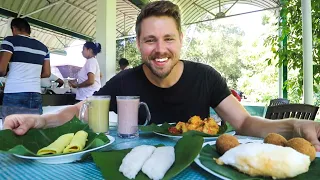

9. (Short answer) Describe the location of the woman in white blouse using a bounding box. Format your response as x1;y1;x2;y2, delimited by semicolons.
68;41;101;101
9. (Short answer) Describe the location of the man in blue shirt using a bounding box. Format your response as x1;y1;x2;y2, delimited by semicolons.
0;18;51;117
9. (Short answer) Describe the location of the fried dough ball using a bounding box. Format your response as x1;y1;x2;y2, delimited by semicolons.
264;133;287;147
286;137;316;161
216;134;240;155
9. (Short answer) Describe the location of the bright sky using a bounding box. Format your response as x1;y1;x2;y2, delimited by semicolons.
214;4;273;40
50;40;86;67
50;4;274;67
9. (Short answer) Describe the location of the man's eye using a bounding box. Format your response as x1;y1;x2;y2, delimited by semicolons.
145;39;155;43
165;38;174;41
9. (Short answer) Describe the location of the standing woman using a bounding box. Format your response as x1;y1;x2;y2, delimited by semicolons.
69;41;101;102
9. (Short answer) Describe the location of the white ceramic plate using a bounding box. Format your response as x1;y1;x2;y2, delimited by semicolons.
194;139;263;180
13;135;115;164
153;124;235;140
194;139;320;180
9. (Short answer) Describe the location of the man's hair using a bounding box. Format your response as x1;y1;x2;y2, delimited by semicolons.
11;18;31;34
135;1;181;38
119;58;129;66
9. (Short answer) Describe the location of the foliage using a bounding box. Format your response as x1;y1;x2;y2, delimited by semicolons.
265;0;320;99
181;23;245;89
116;37;142;71
237;29;278;103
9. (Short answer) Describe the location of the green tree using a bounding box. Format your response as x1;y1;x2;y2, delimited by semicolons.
182;23;245;89
265;0;320;102
116;37;141;71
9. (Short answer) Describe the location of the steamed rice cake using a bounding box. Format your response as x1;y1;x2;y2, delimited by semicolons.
119;145;156;179
142;146;175;180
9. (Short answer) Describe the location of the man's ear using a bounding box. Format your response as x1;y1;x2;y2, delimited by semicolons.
180;32;184;45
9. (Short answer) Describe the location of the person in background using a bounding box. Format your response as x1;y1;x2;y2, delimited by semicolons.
119;58;131;71
68;41;101;102
0;18;50;117
41;73;64;88
4;1;320;152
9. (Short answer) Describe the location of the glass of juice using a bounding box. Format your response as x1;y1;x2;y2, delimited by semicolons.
116;96;150;138
79;95;110;134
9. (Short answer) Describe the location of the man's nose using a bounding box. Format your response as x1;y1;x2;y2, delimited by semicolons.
155;40;166;53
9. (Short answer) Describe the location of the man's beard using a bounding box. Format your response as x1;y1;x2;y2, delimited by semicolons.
144;52;178;79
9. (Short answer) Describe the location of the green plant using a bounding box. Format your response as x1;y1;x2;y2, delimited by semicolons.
265;0;320;98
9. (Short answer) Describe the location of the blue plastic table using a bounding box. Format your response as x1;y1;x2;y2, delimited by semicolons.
0;129;258;180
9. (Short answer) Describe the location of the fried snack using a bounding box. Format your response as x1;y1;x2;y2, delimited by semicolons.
203;118;219;135
286;138;316;161
176;122;188;133
174;116;220;135
264;133;287;147
186;123;198;131
188;116;203;126
216;134;239;155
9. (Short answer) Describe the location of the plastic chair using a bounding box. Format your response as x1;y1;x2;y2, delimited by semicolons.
265;104;319;120
269;98;290;106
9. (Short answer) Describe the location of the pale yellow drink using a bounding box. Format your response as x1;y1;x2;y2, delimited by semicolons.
88;98;110;133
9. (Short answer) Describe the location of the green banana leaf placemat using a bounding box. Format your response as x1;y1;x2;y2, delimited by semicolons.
91;135;204;180
199;144;320;180
140;122;234;137
0;116;110;156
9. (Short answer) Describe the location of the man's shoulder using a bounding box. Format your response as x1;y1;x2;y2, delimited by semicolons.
30;38;48;51
3;36;19;43
108;65;142;84
5;36;48;51
118;64;142;76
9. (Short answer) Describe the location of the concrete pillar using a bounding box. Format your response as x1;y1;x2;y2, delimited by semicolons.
5;17;13;36
301;0;313;104
96;0;116;85
278;65;283;98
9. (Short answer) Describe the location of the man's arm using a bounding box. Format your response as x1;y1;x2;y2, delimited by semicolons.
0;38;14;76
40;101;84;128
41;60;51;78
215;95;296;139
0;52;11;76
4;101;84;135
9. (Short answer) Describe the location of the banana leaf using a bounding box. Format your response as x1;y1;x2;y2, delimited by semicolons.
0;116;110;156
139;122;234;137
199;144;320;180
91;135;204;180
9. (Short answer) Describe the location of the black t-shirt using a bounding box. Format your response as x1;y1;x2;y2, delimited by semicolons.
95;60;231;124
